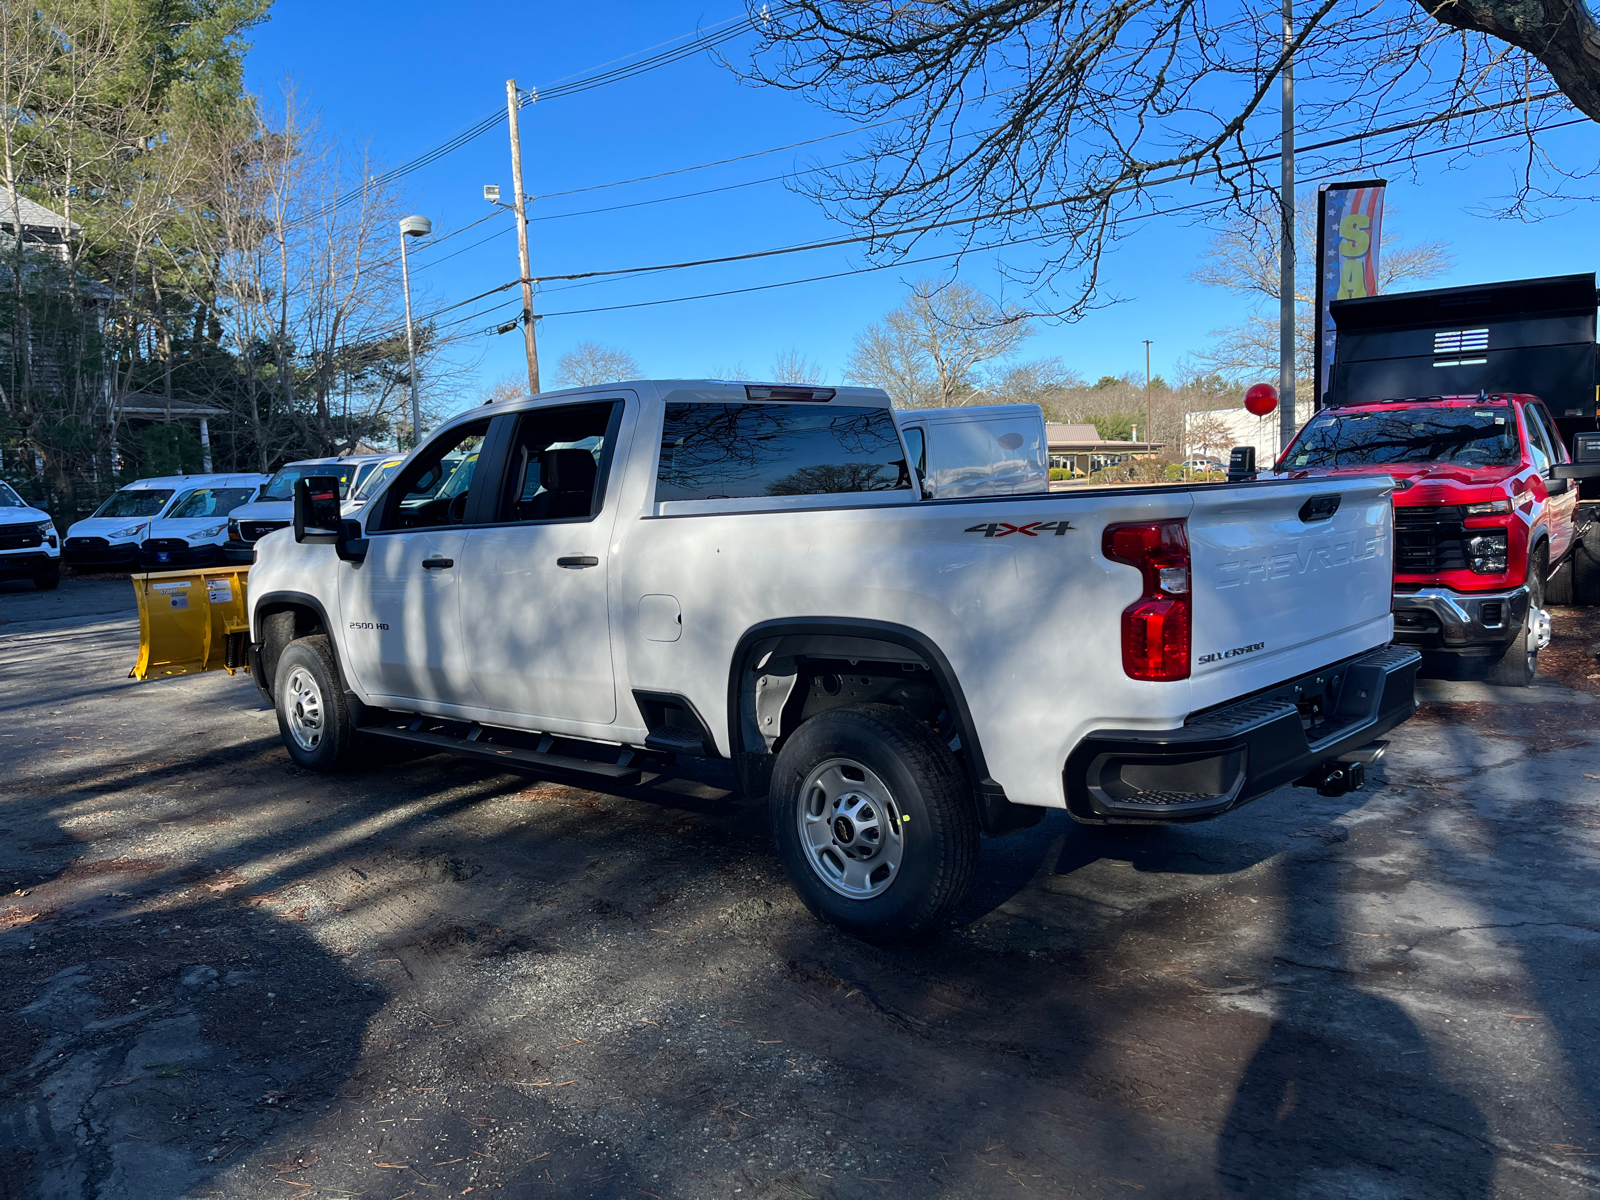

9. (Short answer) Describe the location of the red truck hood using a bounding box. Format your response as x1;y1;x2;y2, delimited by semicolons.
1271;460;1516;505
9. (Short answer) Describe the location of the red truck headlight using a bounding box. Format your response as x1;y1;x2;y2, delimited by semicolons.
1104;519;1191;681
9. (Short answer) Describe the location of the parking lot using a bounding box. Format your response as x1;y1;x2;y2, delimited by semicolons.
4;578;1600;1199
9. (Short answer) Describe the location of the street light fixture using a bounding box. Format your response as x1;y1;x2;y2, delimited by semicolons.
398;214;432;448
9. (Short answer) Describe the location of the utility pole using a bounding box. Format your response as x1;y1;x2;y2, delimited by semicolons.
1142;339;1154;453
506;79;541;394
1278;0;1296;456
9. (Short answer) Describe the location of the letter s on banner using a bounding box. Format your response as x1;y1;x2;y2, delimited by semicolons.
1314;180;1386;405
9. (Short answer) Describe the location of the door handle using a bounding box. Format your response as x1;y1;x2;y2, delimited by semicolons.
557;555;599;569
421;556;455;570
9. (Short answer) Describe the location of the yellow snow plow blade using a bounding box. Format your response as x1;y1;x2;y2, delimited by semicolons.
130;565;252;680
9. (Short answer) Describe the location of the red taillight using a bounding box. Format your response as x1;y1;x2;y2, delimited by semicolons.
1103;519;1191;681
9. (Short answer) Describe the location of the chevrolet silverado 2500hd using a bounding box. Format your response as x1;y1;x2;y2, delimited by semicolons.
247;380;1419;940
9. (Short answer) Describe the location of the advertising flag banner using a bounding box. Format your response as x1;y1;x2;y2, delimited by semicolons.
1313;180;1386;406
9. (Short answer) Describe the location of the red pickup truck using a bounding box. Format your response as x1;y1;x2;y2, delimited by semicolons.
1274;393;1597;685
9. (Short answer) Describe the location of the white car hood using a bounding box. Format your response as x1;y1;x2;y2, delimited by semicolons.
229;500;293;524
1;504;51;527
67;515;160;541
148;516;234;541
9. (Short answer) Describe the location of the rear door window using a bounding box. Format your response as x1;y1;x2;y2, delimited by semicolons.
655;403;912;503
493;402;618;523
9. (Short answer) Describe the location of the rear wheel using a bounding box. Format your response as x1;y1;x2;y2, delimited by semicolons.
274;635;359;770
769;703;978;943
1487;549;1549;688
1571;514;1600;605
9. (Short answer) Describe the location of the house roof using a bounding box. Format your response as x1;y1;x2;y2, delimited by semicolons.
0;188;79;235
118;395;228;419
1046;422;1102;443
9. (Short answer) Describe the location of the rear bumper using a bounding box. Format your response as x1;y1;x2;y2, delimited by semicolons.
1393;585;1526;654
0;551;58;580
1063;644;1421;824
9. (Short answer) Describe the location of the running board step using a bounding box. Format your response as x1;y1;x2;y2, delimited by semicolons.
360;723;644;784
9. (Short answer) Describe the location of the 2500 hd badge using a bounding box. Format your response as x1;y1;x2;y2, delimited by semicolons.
1198;641;1265;665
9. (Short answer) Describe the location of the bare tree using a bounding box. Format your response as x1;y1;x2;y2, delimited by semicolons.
478;374;528;405
846;278;1031;407
740;1;1594;317
1190;194;1453;382
770;346;827;383
556;341;641;387
1185;411;1236;461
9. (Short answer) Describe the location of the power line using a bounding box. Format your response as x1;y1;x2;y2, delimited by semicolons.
303;14;757;226
530;115;1588;320
533;93;1576;287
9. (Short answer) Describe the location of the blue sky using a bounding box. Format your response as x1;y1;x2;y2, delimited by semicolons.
243;2;1600;411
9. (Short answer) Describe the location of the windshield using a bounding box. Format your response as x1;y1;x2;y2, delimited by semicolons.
261;462;354;501
93;488;175;519
353;459;403;501
0;481;25;508
1285;407;1520;469
169;487;259;520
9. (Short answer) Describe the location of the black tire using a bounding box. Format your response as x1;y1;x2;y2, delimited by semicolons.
1547;557;1575;606
33;570;60;591
1572;514;1600;606
273;635;359;771
1487;548;1548;688
769;703;978;943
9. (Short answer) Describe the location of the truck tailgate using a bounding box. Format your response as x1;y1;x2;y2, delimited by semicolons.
1187;476;1394;694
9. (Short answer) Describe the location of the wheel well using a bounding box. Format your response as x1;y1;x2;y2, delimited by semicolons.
254;601;328;698
727;621;1042;836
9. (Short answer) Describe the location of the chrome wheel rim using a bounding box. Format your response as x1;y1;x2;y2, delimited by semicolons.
284;665;325;752
796;757;904;899
1531;604;1552;653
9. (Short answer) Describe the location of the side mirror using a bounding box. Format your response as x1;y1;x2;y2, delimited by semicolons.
1552;463;1600;480
294;476;342;544
1226;445;1257;482
336;518;368;564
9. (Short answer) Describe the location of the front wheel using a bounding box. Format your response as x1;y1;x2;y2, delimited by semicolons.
1487;551;1549;688
33;570;59;591
274;635;359;770
769;704;978;943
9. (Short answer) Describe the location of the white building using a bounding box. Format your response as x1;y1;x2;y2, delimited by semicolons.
1184;402;1314;467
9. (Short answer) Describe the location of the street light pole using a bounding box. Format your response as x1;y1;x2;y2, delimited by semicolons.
398;214;432;449
1143;339;1154;453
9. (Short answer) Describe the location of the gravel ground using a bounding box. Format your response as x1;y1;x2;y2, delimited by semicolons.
3;576;1600;1199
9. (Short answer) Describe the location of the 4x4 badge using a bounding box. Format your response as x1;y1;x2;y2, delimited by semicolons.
964;520;1074;537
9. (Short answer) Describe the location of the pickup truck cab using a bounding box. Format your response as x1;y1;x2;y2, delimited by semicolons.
224;455;386;564
0;480;59;589
1275;393;1587;685
249;380;1419;940
896;404;1049;498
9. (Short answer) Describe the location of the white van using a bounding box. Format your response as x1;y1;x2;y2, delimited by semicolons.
64;474;265;572
895;404;1049;498
139;474;270;568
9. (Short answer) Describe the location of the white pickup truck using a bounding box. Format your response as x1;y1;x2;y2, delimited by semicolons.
248;380;1419;940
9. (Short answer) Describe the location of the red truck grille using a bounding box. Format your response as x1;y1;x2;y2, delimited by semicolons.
1394;505;1468;574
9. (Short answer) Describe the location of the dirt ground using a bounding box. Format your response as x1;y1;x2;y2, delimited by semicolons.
3;577;1600;1199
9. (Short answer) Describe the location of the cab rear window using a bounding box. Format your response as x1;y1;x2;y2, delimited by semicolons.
655;403;911;502
1288;407;1518;468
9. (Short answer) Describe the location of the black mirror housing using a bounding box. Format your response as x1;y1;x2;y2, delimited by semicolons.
336;518;368;563
294;476;343;544
1551;463;1600;480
